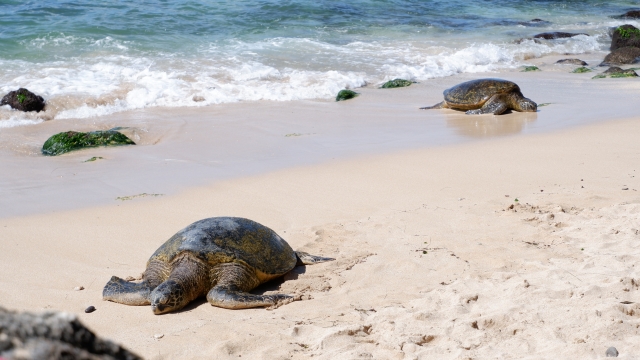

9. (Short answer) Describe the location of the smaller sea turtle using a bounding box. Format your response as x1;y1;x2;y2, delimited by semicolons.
420;78;537;115
103;217;334;314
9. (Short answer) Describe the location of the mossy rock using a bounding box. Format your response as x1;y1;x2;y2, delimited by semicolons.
380;79;413;88
521;66;540;72
336;89;358;101
42;130;135;156
572;67;592;73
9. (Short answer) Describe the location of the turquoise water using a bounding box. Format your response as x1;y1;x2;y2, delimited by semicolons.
1;0;639;126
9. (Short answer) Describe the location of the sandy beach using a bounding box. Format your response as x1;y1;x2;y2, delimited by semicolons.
1;59;640;359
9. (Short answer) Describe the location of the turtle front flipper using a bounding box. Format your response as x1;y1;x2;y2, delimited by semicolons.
466;94;509;115
207;285;293;309
420;101;449;110
207;262;293;309
103;276;153;305
295;251;334;265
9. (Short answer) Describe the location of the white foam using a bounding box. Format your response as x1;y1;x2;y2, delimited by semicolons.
0;32;607;124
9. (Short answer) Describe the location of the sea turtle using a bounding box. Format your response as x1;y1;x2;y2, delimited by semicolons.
420;78;537;115
103;217;334;314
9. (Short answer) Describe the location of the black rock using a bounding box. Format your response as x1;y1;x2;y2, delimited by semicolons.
380;79;413;88
600;46;640;66
533;32;589;40
610;24;640;51
0;306;141;360
517;18;551;27
85;306;96;313
612;10;640;19
0;88;45;112
606;346;619;357
556;59;588;65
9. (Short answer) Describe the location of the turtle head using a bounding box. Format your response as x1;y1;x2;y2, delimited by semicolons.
150;280;186;315
517;97;537;112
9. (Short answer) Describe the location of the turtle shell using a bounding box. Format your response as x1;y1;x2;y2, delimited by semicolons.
443;79;522;109
149;217;297;276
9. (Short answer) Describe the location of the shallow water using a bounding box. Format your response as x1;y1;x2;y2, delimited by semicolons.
1;0;639;126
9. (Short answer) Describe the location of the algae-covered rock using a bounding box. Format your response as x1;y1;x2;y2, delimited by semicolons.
521;66;540;72
572;67;592;73
592;66;638;79
336;89;358;101
0;88;45;112
610;24;640;51
42;130;135;156
380;79;413;88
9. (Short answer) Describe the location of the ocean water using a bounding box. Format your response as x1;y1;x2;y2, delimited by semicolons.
1;0;639;127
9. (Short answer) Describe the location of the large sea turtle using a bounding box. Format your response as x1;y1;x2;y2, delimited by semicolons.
103;217;333;314
420;78;537;115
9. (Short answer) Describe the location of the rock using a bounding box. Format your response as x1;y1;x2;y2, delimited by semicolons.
335;89;358;101
42;130;136;156
518;18;550;27
380;79;413;88
74;286;84;291
572;67;592;73
0;88;45;112
533;32;589;40
556;59;588;65
84;306;96;313
612;10;640;19
592;67;638;79
600;46;640;66
606;346;619;357
521;66;540;72
192;95;205;102
610;25;640;51
0;306;140;360
153;334;164;340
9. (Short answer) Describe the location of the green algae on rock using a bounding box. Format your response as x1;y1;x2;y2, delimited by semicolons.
336;89;358;101
42;130;135;156
521;66;540;72
380;79;413;88
572;67;592;73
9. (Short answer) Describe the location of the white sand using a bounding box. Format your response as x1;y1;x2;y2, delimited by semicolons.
1;62;640;359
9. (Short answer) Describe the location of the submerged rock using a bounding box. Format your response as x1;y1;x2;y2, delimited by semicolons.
610;24;640;51
521;66;540;72
556;59;588;66
612;10;640;19
600;46;640;66
533;32;588;40
519;18;550;27
0;88;45;112
336;89;358;101
380;79;413;88
592;66;638;79
42;130;136;156
0;306;141;360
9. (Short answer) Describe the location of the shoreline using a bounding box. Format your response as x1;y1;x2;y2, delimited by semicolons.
1;115;639;358
1;61;640;219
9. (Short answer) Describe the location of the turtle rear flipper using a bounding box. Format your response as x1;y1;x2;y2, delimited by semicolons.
295;251;334;266
420;101;448;110
103;276;152;305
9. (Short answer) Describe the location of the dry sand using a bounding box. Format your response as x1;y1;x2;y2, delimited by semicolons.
1;64;640;359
